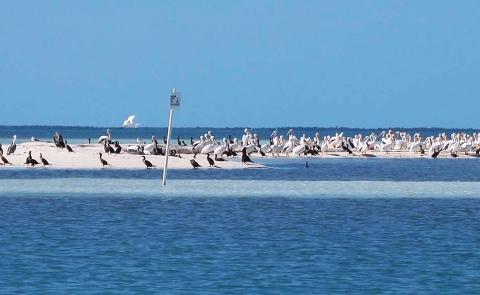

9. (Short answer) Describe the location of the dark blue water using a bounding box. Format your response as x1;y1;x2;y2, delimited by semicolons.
1;196;480;294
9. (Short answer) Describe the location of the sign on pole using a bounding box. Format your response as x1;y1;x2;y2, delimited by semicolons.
163;88;180;185
170;90;181;109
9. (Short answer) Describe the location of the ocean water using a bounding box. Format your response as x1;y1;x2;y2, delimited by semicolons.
1;126;480;294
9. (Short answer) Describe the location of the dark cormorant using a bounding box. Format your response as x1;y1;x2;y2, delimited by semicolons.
206;154;215;167
190;159;201;169
431;147;441;158
304;146;318;156
99;152;111;167
223;147;237;158
348;138;356;150
341;141;353;154
65;140;74;152
30;158;39;167
25;151;32;165
177;136;182;146
142;156;155;169
215;154;226;161
259;149;266;157
40;153;51;166
241;147;254;164
55;132;66;148
0;151;12;165
114;141;122;154
107;143;114;154
103;140;110;153
26;151;39;166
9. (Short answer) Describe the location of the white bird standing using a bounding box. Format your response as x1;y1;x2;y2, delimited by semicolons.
292;138;307;157
143;136;157;154
270;136;284;157
7;135;17;155
98;129;112;143
229;138;242;152
201;136;218;154
213;138;228;158
358;136;370;156
320;136;329;154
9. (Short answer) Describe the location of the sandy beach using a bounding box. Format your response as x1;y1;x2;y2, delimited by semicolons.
1;141;267;169
0;139;475;170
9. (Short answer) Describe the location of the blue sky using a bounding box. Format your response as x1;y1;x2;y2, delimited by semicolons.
1;1;479;128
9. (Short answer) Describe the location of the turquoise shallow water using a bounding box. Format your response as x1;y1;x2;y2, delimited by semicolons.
2;126;480;294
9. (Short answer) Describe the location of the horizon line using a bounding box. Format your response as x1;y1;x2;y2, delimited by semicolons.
1;124;479;130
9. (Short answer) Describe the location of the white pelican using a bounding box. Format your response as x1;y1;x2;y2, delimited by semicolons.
122;115;136;128
200;136;218;154
380;134;394;153
213;138;228;158
408;135;423;153
127;145;142;154
229;138;242;152
320;136;329;154
98;129;112;143
7;135;17;155
143;136;157;154
394;132;408;150
314;133;322;149
292;138;307;157
270;136;284;157
328;132;344;148
259;142;270;155
269;129;278;144
358;136;369;156
192;136;207;154
242;128;253;146
282;136;296;156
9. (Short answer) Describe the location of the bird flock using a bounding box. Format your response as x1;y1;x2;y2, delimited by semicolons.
2;128;479;170
187;128;480;160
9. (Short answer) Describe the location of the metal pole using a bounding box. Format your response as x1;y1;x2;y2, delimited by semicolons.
162;107;174;185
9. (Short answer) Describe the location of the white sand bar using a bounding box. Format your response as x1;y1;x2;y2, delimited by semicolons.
0;141;474;170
